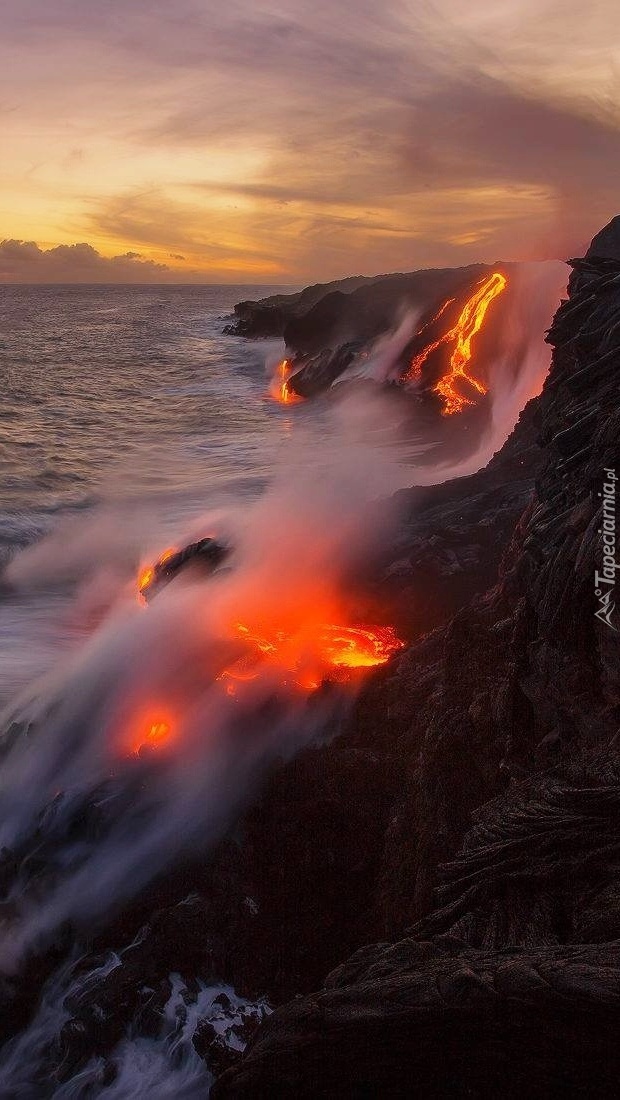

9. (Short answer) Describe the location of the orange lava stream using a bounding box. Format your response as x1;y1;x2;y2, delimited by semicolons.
219;620;404;697
403;272;507;414
270;359;304;405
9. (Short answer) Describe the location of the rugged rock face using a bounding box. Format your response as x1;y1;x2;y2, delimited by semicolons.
214;940;620;1099
282;267;489;358
224;265;490;351
222;275;384;339
586;213;620;261
282;264;508;402
213;247;620;1093
377;394;543;639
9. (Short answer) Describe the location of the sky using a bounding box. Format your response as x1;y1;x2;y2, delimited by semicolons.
1;0;620;283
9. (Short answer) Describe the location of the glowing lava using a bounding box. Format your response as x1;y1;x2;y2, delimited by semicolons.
403;272;507;415
316;624;403;668
146;720;171;744
128;712;174;754
219;619;403;696
138;565;154;595
137;547;178;603
270;359;304;405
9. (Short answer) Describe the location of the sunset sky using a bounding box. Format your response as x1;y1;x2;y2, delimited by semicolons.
1;0;619;283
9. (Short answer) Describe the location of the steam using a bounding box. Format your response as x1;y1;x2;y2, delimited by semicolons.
328;259;567;484
335;306;423;385
0;395;409;969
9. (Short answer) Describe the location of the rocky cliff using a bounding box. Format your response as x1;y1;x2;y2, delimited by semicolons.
212;235;620;1095
224;265;490;352
223;275;378;339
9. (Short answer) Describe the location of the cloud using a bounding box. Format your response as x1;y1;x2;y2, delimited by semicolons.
87;191;287;275
0;240;171;283
408;79;618;187
2;0;620;279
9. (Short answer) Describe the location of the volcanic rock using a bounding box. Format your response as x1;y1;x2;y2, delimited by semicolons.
213;244;620;1094
586;214;620;261
286;342;359;398
376;393;543;638
213;940;620;1099
224;265;490;351
222;275;380;339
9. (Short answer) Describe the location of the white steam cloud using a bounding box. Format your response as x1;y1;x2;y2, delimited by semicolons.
0;394;410;968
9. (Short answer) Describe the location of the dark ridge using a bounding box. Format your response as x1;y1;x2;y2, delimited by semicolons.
223;264;491;342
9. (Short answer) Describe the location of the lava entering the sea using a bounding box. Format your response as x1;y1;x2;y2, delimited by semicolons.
270;359;304;405
129;552;404;750
138;547;177;602
125;617;402;752
403;271;507;415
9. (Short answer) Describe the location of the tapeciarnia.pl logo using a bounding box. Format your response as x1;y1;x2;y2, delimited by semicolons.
594;467;618;631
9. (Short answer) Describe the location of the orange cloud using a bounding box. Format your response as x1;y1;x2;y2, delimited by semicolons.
2;0;619;281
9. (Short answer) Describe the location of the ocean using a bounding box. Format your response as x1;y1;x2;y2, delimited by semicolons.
0;283;298;707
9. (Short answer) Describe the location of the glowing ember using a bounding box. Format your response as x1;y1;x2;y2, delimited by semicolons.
128;713;174;754
138;566;154;594
403;272;507;415
137;547;179;602
270;359;304;405
146;720;171;744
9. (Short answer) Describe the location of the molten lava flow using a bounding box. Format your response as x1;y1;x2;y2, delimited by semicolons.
137;547;178;603
128;711;174;754
405;298;456;384
403;272;507;414
219;619;403;696
316;624;403;668
138;566;154;595
158;548;178;565
270;359;304;406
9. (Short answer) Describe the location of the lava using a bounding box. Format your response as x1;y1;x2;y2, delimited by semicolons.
128;711;175;754
131;540;404;749
122;616;402;753
138;565;154;596
270;359;304;405
146;719;171;744
316;623;403;668
403;272;507;414
219;619;403;697
138;547;178;602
